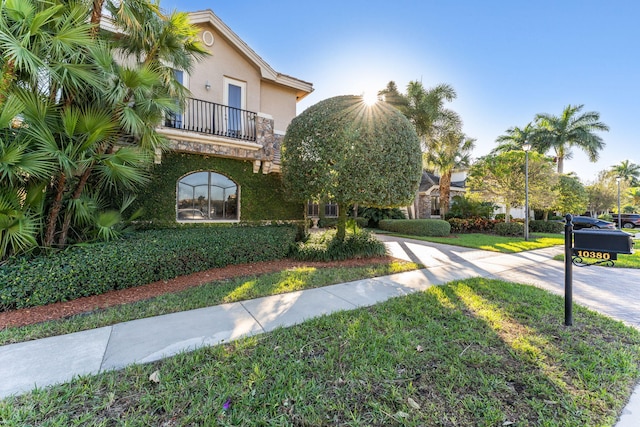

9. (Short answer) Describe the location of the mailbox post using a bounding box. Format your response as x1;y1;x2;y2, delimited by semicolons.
564;214;573;326
564;213;635;326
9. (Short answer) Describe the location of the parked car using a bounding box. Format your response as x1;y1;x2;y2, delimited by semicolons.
615;213;640;229
568;216;616;230
177;208;206;220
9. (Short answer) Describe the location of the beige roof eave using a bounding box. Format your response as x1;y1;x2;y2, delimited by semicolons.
188;10;313;100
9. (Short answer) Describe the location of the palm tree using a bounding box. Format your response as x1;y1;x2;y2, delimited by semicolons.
627;187;640;209
611;160;640;186
382;80;462;217
492;123;537;154
423;128;475;216
0;0;208;256
534;104;609;173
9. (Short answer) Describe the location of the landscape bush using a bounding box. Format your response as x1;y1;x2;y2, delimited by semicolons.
358;206;406;228
0;226;297;311
494;222;524;236
447;217;500;234
445;195;496;219
529;220;563;233
378;219;450;237
290;228;386;262
317;217;368;229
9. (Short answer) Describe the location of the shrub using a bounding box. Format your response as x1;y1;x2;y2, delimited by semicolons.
495;213;506;221
448;217;499;234
598;213;613;221
378;219;450;237
0;226;297;311
446;195;496;219
529;220;563;234
290;228;386;262
358;206;406;228
317;217;368;229
494;222;524;236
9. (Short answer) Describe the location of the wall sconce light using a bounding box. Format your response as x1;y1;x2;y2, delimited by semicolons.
205;81;211;90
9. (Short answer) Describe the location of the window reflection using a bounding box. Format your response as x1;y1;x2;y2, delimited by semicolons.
177;172;238;220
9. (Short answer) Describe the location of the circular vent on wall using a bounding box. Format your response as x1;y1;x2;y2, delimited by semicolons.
202;31;215;46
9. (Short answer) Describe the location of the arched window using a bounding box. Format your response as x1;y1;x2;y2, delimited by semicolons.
177;172;238;221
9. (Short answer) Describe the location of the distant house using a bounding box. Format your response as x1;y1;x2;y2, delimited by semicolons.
413;171;467;218
136;9;313;223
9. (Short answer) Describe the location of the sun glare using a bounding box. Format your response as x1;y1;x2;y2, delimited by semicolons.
362;91;378;106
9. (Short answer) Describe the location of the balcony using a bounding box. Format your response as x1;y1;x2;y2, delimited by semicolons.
164;97;257;142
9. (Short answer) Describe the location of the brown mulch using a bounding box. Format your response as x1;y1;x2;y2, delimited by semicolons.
0;257;396;330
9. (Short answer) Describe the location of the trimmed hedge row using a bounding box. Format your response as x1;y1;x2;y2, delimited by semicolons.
0;226;297;311
529;220;564;233
447;217;501;234
379;219;451;237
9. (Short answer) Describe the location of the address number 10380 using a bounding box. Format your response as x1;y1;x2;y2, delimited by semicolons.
572;250;617;260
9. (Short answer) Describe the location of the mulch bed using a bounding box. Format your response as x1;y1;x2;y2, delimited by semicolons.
0;257;395;329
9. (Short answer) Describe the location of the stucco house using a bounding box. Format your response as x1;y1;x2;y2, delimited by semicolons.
135;9;313;223
412;170;467;218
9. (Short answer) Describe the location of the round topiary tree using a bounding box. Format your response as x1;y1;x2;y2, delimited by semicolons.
282;95;422;240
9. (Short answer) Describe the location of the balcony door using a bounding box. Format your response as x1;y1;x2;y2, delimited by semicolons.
166;69;185;129
223;77;246;138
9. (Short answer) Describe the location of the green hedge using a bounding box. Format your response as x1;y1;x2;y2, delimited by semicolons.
131;152;303;222
448;217;500;234
529;220;563;233
378;219;451;237
317;217;369;229
494;222;524;236
291;229;386;262
0;226;297;311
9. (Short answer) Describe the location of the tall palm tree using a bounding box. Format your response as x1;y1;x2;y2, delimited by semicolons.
382;80;463;217
492;123;537;154
611;159;640;186
423;128;475;216
535;104;609;173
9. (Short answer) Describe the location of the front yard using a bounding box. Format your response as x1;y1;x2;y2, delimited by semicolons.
2;278;639;426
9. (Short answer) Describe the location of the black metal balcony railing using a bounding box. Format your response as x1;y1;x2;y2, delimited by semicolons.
164;97;257;142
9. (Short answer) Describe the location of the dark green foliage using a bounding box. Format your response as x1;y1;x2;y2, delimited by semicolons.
283;95;422;240
130;152;303;222
283;96;422;207
318;217;368;228
445;195;496;219
448;218;500;233
495;213;506;220
529;220;563;233
379;219;451;237
358;206;406;228
0;226;297;311
494;222;524;236
290;229;387;262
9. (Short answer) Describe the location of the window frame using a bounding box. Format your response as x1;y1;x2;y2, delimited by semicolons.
176;171;240;223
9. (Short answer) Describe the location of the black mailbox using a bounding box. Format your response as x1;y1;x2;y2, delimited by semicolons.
573;229;634;260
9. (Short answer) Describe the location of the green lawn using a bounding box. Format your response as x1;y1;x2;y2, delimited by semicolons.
385;232;565;253
0;261;420;346
554;248;640;268
3;278;639;426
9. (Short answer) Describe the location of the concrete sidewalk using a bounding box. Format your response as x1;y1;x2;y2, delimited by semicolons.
1;236;639;426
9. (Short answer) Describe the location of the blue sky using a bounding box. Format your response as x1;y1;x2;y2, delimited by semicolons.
162;0;638;183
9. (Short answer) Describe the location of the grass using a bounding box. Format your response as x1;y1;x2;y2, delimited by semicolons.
2;277;639;426
551;233;639;268
0;261;420;346
554;248;640;268
382;232;565;253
